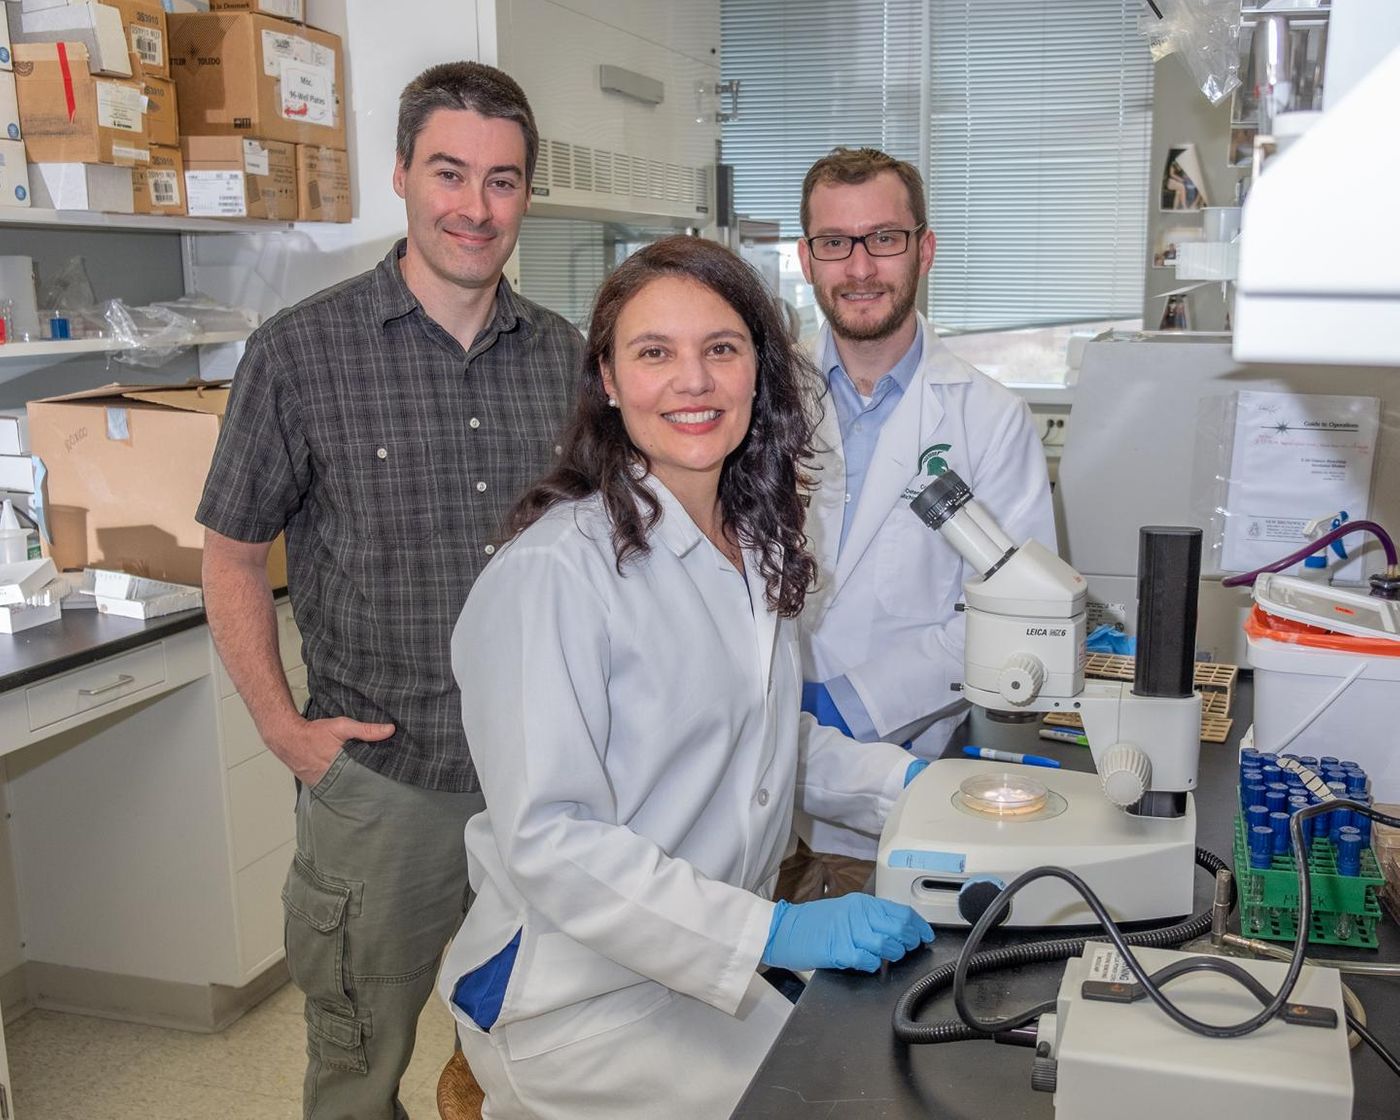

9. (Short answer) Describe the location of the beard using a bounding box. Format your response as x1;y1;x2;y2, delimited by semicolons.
815;260;920;342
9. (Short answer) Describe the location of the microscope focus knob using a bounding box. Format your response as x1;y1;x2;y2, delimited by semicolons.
1100;745;1152;808
997;654;1045;706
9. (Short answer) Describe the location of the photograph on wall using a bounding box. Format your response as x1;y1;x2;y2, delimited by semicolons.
1153;225;1204;268
1229;126;1257;168
1158;293;1193;331
1160;144;1209;211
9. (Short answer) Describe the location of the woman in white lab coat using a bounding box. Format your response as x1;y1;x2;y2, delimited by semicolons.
437;236;933;1120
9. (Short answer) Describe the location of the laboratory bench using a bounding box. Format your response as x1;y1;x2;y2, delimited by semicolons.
0;598;305;1118
733;679;1400;1119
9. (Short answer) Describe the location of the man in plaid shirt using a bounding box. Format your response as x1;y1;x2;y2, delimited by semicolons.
197;62;583;1119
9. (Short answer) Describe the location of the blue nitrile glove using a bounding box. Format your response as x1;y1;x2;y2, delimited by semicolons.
904;759;930;787
801;680;854;738
761;895;934;973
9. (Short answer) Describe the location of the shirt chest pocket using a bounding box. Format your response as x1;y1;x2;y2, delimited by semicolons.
321;438;466;544
874;506;963;620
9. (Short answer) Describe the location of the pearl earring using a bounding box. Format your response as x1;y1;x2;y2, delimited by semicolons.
607;397;618;408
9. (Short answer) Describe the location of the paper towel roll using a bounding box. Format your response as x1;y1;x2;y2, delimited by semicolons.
0;256;40;342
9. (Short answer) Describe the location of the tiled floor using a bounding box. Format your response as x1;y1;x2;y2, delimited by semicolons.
5;980;458;1119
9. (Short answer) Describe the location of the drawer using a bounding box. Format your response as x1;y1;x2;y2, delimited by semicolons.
214;601;305;698
228;748;297;871
220;692;263;770
25;644;168;732
236;839;294;980
221;666;310;771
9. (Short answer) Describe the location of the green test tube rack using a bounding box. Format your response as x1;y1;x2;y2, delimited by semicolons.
1232;812;1385;949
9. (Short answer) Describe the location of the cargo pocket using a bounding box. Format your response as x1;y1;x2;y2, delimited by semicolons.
283;855;367;1073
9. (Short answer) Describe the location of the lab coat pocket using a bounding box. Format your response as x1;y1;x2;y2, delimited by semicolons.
502;931;670;1060
874;508;955;620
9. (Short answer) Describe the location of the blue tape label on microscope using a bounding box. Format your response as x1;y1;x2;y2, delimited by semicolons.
887;849;966;873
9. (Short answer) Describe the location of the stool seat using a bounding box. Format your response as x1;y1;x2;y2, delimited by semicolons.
437;1050;485;1119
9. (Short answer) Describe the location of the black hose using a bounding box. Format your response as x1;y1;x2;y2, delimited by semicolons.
892;846;1231;1044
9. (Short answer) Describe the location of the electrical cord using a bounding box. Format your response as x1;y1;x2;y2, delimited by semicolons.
1348;1012;1400;1078
892;846;1230;1044
897;800;1400;1079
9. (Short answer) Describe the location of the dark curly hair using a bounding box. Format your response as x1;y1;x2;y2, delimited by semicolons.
505;235;820;618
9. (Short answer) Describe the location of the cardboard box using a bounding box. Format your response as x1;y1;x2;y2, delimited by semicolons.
14;43;149;164
14;2;134;77
28;160;134;210
132;143;184;214
293;142;348;222
182;134;293;218
141;72;176;146
168;12;344;149
27;383;288;588
0;137;30;205
105;0;167;77
1;3;13;73
0;65;19;139
207;0;303;23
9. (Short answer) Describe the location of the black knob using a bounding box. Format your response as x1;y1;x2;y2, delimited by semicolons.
1031;1056;1058;1093
957;878;1008;927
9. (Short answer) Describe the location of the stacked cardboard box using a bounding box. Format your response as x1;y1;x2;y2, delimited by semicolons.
170;10;348;223
182;134;293;218
0;3;33;207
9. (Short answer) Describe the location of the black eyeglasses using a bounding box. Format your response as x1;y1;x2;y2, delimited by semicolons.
804;224;925;262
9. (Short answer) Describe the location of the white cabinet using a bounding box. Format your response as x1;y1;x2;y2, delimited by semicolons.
2;608;303;1046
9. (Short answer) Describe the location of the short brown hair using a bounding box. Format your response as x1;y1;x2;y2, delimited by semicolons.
800;147;926;234
397;62;539;183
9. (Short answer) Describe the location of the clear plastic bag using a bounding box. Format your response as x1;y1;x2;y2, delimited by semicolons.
102;299;200;368
37;256;97;312
1140;0;1243;105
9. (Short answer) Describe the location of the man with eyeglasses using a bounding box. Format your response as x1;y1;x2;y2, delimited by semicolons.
778;147;1056;903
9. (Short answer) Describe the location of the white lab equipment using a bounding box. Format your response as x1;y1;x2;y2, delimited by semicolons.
1233;3;1400;366
0;499;30;563
876;469;1202;927
1032;945;1352;1120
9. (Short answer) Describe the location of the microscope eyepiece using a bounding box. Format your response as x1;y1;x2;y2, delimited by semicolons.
909;469;972;532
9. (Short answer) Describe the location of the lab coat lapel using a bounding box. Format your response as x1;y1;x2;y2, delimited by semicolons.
830;353;932;597
743;555;780;696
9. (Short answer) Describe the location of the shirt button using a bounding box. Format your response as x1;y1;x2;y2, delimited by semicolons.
554;444;563;456
484;544;496;556
476;481;487;492
376;447;387;460
756;788;770;807
469;418;481;430
844;492;851;504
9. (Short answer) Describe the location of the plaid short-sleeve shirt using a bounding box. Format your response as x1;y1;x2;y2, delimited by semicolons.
197;240;585;791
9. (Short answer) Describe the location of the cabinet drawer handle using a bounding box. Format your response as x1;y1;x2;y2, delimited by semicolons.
79;674;136;697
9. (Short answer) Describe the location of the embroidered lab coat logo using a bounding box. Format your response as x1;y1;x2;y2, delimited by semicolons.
918;443;952;476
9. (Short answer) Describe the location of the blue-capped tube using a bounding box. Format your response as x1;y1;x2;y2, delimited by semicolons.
1296;756;1318;768
1288;796;1312;846
1265;786;1288;814
1352;797;1372;846
1337;832;1362;876
1321;755;1341;767
1344;770;1368;797
1249;825;1275;870
1241;766;1264;784
1269;811;1291;855
1247;804;1270;833
1261;764;1283;783
1244;782;1268;811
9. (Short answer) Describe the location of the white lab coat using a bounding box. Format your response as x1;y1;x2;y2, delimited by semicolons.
800;315;1057;860
437;480;911;1119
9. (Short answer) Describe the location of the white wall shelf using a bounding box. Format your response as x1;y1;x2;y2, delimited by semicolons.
0;331;251;372
0;208;294;234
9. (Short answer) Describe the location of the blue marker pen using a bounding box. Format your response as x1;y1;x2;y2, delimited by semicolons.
963;746;1061;769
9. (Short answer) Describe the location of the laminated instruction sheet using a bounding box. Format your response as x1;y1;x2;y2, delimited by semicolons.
1221;390;1381;581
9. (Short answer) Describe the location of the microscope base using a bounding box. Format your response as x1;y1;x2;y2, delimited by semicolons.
876;759;1196;927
